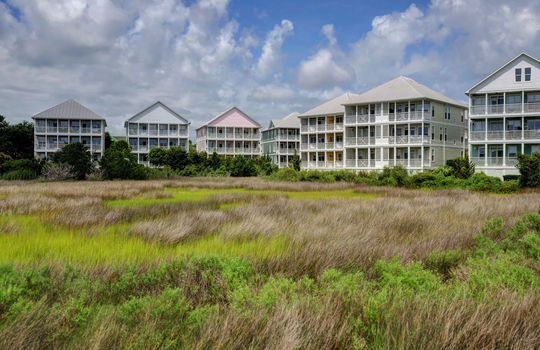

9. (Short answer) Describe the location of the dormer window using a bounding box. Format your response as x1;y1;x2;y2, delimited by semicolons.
515;68;522;82
525;67;531;81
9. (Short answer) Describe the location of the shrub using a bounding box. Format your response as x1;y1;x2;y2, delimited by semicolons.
228;156;257;177
0;158;42;179
516;153;540;188
269;167;301;182
289;151;301;171
166;147;188;171
254;156;276;176
409;172;437;188
42;163;76;180
464;173;517;193
51;142;93;180
379;166;410;187
99;140;147;180
446;155;475;179
503;174;521;182
147;148;168;167
145;166;178;179
0;168;38;180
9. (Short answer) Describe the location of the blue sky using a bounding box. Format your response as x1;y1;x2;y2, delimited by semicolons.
0;0;539;135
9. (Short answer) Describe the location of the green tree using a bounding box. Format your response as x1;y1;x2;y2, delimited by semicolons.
51;142;93;180
148;148;168;167
290;150;301;171
208;152;222;170
254;155;276;176
0;116;34;159
166;146;188;171
516;152;540;188
104;132;113;149
228;155;257;177
99;140;147;180
446;154;475;179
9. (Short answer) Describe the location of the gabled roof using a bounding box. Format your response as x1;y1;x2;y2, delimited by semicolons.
298;92;360;117
465;52;540;94
344;76;466;108
124;101;190;126
265;112;300;130
32;99;106;123
197;106;261;130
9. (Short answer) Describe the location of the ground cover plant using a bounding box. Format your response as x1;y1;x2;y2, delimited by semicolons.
0;178;539;349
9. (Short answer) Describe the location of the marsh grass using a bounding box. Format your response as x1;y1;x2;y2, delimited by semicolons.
0;178;539;349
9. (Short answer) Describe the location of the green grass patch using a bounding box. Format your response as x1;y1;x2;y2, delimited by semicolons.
0;216;289;266
107;187;377;207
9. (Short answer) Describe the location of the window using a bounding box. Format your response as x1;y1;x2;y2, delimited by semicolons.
526;119;540;130
445;105;451;120
508;145;518;158
439;127;443;141
515;68;522;82
461;111;464;123
525;67;531;81
444;128;448;141
506;120;522;131
527;93;540;103
431;105;435;117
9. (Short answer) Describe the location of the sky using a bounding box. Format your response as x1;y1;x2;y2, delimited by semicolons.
1;0;540;136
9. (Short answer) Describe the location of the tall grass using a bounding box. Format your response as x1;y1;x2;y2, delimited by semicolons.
0;178;539;349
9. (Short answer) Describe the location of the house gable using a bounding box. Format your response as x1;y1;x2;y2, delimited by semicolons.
128;102;189;124
208;107;260;128
468;53;540;94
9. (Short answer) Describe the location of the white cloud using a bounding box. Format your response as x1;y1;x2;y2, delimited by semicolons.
249;84;296;102
297;49;351;89
255;19;294;79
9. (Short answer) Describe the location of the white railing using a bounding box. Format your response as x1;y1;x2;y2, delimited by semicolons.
58;127;68;133
301;143;308;149
470;106;486;115
36;142;46;150
395;112;408;121
470;131;486;141
326;124;335;131
505;103;522;113
524;129;540;139
335;123;344;130
326;142;334;150
70;127;80;133
301;125;308;132
47;127;58;133
488;105;504;114
487;131;504;140
149;130;158;136
36;127;46;133
346;159;356;167
506;130;522;140
139;145;148;152
525;102;540;113
317;125;325;131
92;128;101;134
81;127;91;133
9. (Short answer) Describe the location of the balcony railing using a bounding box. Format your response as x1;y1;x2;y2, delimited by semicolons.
524;129;540;139
470;131;486;141
92;128;101;134
472;157;518;167
525;102;540;113
506;130;522;140
36;127;46;133
81;127;91;133
487;131;504;140
36;142;46;150
149;130;159;136
47;127;58;133
138;145;148;152
505;103;522;113
472;102;540;115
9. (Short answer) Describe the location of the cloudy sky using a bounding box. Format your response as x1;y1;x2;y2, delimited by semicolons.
1;0;540;135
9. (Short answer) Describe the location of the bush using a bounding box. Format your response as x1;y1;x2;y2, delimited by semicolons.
42;163;76;180
254;156;276;176
269;167;301;182
166;147;188;171
99;141;147;180
0;168;38;180
446;155;475;179
0;158;42;180
289;151;301;171
409;172;438;188
228;156;257;177
145;166;178;179
51;142;93;180
503;174;521;182
147;148;168;167
516;153;540;188
379;166;410;187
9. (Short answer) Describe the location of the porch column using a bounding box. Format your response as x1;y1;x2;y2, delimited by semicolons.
421;146;424;171
522;116;525;140
394;146;396;165
407;146;411;168
355;148;358;168
503;143;506;167
367;147;370;168
485;143;488;167
503;92;506;113
408;101;411;120
485;118;488;141
422;99;425;119
503;116;506;141
407;123;410;143
522;91;525;113
485;93;488;115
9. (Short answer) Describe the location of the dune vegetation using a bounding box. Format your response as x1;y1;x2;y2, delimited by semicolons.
0;178;539;349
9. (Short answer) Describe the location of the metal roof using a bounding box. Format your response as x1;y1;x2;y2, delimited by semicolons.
124;101;190;126
196;106;261;130
265;112;300;130
344;76;467;108
298;92;360;117
32;99;106;123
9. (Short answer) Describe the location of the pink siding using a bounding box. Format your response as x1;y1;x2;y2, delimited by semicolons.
209;108;259;127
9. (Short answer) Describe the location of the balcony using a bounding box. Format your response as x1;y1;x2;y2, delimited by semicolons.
36;127;46;133
472;157;518;167
138;145;149;152
36;142;46;150
301;125;308;132
71;127;81;133
506;130;522;140
130;144;138;151
525;102;540;113
58;127;68;133
149;130;159;136
47;127;58;133
470;131;485;141
81;127;91;134
524;129;540;139
92;128;101;134
471;102;540;116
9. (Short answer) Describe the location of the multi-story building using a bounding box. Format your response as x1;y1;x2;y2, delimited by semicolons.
124;101;189;165
299;77;468;171
196;107;261;157
32;99;106;161
261;112;300;167
299;93;357;169
466;52;540;177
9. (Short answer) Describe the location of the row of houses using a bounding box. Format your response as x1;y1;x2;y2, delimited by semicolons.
31;52;540;177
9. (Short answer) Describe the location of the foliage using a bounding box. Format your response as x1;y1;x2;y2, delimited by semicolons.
99;140;147;180
42;163;76;180
166;147;189;171
148;148;168;167
503;174;521;182
378;165;410;187
253;156;276;176
290;150;301;171
51;142;93;180
446;154;475;179
104;132;113;149
516;152;540;188
0;158;42;180
228;156;257;177
0;116;34;159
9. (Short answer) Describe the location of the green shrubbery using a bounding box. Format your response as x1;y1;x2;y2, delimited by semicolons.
0;209;538;348
269;165;520;193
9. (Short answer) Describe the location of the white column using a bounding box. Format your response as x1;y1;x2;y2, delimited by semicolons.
408;101;411;120
422;99;425;119
503;116;506;141
485;143;488;167
522;91;525;113
503;92;506;114
503;143;506;167
522;116;525;140
407;146;411;168
485;93;488;115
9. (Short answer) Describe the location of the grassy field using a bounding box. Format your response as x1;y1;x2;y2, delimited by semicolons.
0;178;539;349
